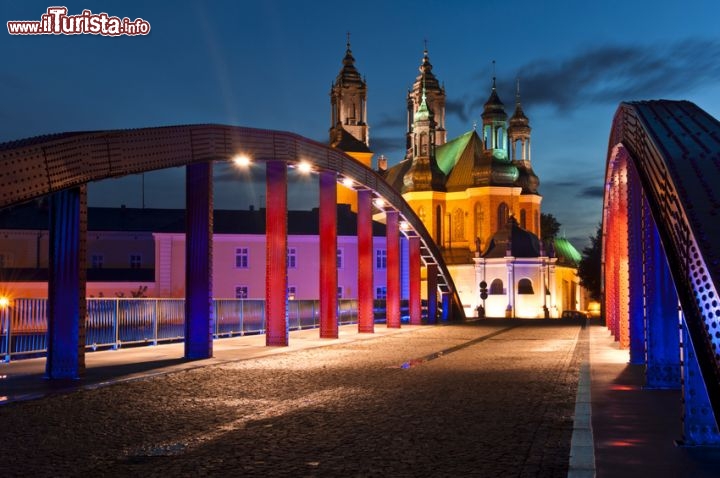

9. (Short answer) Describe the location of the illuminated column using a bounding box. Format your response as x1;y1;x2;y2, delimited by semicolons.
506;260;515;318
643;198;680;388
46;186;87;379
266;161;288;346
386;210;401;328
184;162;214;359
680;317;720;445
617;164;630;348
426;264;438;324
627;167;644;364
441;291;451;322
319;171;338;339
409;236;421;325
357;190;374;333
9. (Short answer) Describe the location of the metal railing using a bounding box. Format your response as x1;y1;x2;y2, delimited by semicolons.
1;298;361;362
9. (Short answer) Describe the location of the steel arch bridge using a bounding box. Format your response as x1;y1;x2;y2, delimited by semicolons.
603;100;720;445
0;125;464;378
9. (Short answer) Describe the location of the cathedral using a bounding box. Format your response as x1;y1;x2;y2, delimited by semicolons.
328;40;584;318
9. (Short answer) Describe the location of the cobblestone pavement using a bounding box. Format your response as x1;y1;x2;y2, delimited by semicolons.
0;322;585;477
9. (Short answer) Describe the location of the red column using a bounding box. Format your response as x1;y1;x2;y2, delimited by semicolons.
266;161;288;346
319;171;338;338
409;236;421;325
386;211;401;328
357;190;374;333
427;264;438;324
185;162;214;359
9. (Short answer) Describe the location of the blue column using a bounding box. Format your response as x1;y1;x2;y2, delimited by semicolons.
680;318;720;445
441;291;451;322
643;198;680;389
46;186;87;379
185;162;214;359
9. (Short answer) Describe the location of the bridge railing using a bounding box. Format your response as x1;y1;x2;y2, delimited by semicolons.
1;297;364;361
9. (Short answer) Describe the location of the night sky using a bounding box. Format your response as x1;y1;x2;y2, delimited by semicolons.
3;0;720;247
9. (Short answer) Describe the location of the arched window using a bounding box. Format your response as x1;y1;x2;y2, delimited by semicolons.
484;125;492;149
474;202;482;240
496;126;504;150
518;278;534;294
417;205;426;223
452;208;464;241
419;132;428;155
520;209;527;229
489;279;504;295
497;202;509;230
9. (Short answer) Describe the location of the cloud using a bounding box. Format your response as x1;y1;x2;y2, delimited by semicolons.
370;135;405;155
487;38;720;112
445;98;469;124
579;186;605;199
373;112;406;129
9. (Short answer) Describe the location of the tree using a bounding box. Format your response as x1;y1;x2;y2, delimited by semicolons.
578;224;602;301
540;213;561;243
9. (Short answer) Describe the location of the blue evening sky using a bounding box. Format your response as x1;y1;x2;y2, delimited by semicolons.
3;0;719;248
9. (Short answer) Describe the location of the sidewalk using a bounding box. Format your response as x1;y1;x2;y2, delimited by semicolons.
590;324;720;477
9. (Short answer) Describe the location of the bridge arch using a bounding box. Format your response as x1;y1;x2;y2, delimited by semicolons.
0;125;464;376
603;100;720;445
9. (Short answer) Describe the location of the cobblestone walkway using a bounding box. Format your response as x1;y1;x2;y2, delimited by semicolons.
0;322;584;477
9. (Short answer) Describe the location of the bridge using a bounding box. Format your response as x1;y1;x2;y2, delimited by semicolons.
0;126;464;379
603;100;720;446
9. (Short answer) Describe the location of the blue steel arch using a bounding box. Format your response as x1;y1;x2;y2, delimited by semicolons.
603;100;720;443
0;125;464;319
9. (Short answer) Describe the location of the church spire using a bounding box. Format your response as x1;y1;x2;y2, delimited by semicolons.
406;43;446;155
329;34;369;148
403;79;445;193
509;77;539;194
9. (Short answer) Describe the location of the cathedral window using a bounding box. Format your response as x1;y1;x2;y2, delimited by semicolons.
452;208;464;241
518;278;534;295
497;203;509;229
489;279;504;295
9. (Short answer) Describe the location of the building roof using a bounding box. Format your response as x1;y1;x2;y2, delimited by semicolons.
0;202;386;236
330;127;372;153
482;217;541;258
552;237;582;266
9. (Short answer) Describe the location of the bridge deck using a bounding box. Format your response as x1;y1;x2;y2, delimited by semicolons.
3;321;720;476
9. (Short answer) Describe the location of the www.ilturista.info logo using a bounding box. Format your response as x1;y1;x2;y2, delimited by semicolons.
7;7;150;36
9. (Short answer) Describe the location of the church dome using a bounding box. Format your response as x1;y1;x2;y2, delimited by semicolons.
515;166;540;194
482;216;541;258
481;79;507;122
509;103;530;131
335;42;364;87
411;50;443;94
490;161;520;184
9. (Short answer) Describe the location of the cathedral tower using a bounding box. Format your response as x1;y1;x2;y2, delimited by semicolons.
402;88;445;193
406;47;446;155
329;37;369;149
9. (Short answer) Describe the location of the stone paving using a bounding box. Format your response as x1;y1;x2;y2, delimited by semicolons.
0;322;584;477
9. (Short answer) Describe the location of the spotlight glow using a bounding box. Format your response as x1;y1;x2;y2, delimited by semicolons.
298;161;313;174
373;198;385;208
0;297;9;309
342;177;354;188
233;155;251;168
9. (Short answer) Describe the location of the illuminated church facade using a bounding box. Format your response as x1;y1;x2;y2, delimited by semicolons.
329;41;584;318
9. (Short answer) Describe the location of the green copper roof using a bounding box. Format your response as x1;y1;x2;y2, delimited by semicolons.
435;130;475;175
553;237;582;266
